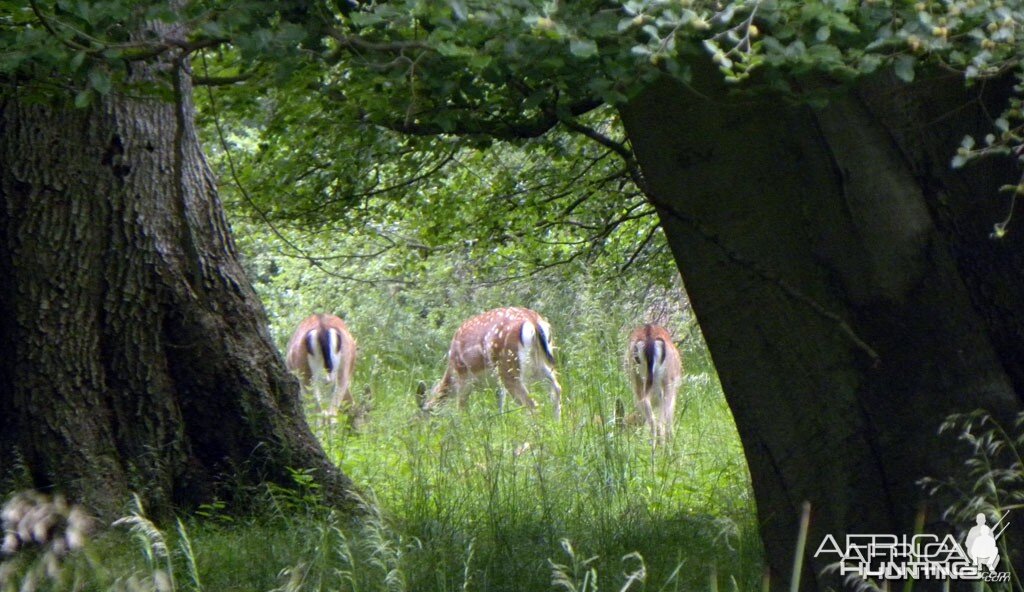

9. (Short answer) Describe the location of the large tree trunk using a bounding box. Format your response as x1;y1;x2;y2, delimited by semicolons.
620;65;1024;589
0;58;354;519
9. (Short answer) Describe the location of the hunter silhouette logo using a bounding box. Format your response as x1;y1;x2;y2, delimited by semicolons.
814;511;1011;583
965;513;1006;571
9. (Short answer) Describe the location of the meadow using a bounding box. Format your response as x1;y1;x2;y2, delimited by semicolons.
7;222;1023;592
260;257;764;592
306;314;761;591
2;226;764;591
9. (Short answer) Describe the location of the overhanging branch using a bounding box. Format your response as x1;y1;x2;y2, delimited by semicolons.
370;97;605;140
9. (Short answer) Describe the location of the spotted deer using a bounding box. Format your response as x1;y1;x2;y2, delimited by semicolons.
285;313;357;415
422;307;563;420
625;324;682;444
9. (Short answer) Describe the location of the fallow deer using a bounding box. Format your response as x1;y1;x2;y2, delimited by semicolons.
422;307;563;420
285;313;357;415
625;324;682;444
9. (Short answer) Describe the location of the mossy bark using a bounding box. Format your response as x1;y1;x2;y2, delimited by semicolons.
0;64;354;520
620;66;1023;589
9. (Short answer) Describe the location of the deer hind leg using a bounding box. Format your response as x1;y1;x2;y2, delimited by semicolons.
456;377;473;410
300;356;326;409
657;385;677;444
636;391;657;443
630;371;653;432
329;371;354;416
537;364;562;421
346;346;358;406
499;362;536;413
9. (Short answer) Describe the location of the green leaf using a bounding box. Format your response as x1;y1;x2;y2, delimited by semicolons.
144;4;176;22
88;68;111;95
199;20;225;38
857;54;883;74
70;51;87;72
894;55;916;82
435;42;474;57
569;38;598;58
74;88;93;108
348;11;383;26
469;54;492;69
449;0;468;20
0;50;26;73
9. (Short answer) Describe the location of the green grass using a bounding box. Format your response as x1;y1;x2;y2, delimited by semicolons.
245;261;764;586
2;288;763;591
301;318;761;592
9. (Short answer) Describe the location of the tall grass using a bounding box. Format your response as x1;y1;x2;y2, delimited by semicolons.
319;395;758;589
6;221;1022;590
225;217;764;589
3;224;766;590
280;272;763;591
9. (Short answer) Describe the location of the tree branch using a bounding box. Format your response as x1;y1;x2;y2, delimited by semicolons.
192;73;252;86
365;98;604;140
619;221;661;273
556;113;647;191
29;0;92;53
326;27;433;53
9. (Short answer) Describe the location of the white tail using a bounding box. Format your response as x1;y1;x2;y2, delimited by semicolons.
285;313;357;415
422;307;562;420
625;324;682;444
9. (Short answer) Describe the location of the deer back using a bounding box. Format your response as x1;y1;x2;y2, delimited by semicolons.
447;307;536;375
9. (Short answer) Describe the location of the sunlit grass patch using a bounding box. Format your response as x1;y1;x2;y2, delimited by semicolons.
225;241;764;589
309;320;761;591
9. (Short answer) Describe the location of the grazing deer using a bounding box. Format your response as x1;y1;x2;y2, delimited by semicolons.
285;313;357;415
625;324;682;444
422;307;563;420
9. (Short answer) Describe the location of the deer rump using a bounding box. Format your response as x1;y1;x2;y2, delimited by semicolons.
285;314;356;414
305;323;345;384
626;325;681;443
634;337;667;393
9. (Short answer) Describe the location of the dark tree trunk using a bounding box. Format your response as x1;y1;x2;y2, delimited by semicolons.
0;59;354;519
620;65;1024;589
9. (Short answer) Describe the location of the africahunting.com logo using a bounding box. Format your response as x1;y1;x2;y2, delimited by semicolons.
814;512;1011;583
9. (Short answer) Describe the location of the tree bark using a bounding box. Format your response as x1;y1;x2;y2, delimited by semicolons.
619;65;1023;589
0;59;354;519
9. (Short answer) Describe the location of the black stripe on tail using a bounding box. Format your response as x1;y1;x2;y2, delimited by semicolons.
643;337;657;384
536;323;555;364
318;327;336;374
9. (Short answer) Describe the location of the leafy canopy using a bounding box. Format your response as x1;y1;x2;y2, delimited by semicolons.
3;0;1022;248
5;0;1022;136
